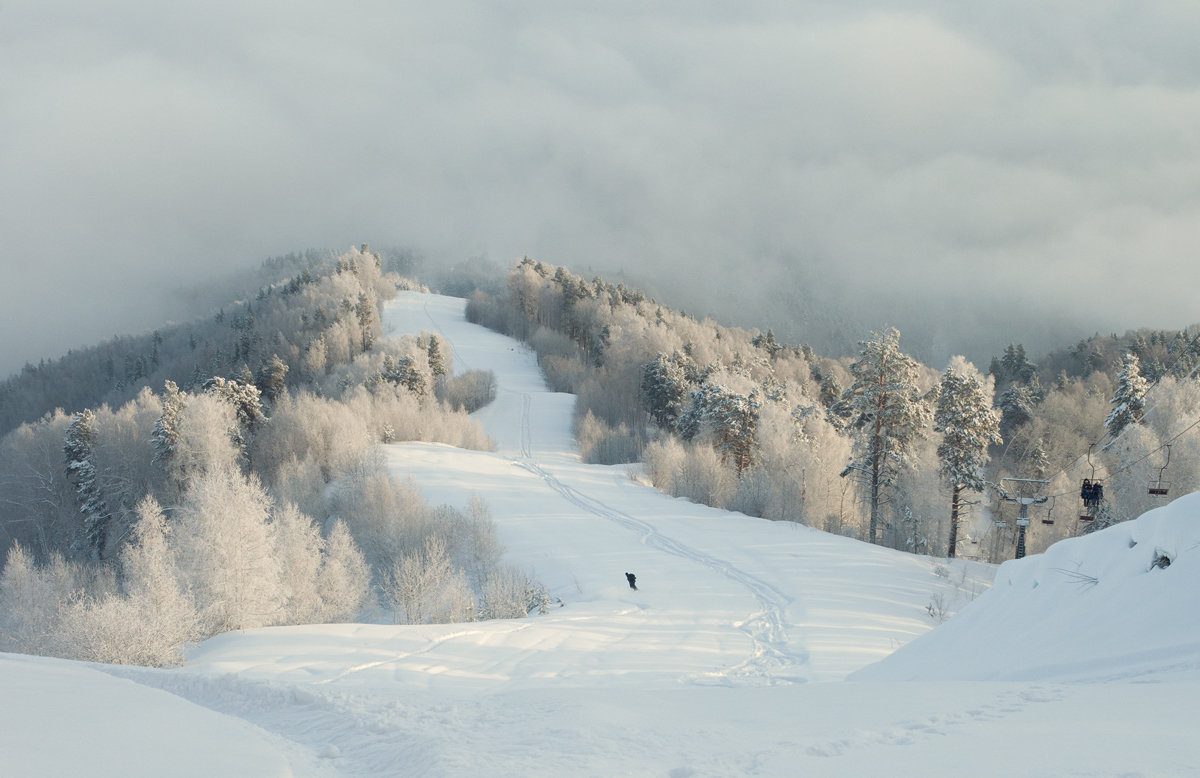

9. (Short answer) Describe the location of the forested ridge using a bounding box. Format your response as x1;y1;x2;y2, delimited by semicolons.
468;257;1200;559
3;248;1199;669
0;247;543;667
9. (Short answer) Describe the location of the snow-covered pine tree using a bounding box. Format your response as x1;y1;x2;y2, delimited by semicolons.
996;383;1036;438
202;375;265;466
840;329;929;545
152;380;188;495
1105;352;1149;438
425;335;448;381
934;368;1002;558
256;354;289;405
63;409;111;560
678;382;760;474
641;351;691;432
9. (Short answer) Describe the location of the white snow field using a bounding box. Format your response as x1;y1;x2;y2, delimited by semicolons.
4;291;1200;776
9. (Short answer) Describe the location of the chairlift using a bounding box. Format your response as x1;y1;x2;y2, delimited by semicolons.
1042;495;1056;526
1148;444;1172;497
1079;444;1102;521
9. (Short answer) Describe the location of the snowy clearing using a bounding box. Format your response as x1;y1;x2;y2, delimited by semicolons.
4;291;1199;777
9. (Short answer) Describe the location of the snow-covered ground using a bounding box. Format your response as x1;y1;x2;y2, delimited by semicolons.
4;291;1199;777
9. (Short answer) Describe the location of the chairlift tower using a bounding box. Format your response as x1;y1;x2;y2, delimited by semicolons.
999;478;1049;560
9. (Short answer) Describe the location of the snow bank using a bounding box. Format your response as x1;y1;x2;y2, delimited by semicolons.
853;491;1200;682
0;653;311;777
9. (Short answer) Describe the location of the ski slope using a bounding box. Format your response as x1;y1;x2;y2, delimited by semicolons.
4;291;1199;777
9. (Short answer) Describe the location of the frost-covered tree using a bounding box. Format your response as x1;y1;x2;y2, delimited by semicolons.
839;329;929;545
202;375;266;466
934;367;1002;558
678;382;760;475
425;335;448;381
997;382;1036;438
174;468;283;633
318;519;371;623
152;380;188;495
273;502;326;624
0;543;83;655
256;354;289;405
384;535;474;625
641;351;691;431
64;409;111;560
66;497;198;666
1105;352;1149;438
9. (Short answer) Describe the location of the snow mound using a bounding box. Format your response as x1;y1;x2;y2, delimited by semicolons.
853;490;1200;683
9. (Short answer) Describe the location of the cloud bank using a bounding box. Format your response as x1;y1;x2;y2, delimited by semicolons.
2;1;1199;375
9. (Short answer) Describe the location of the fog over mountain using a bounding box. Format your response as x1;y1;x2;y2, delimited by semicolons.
3;1;1199;377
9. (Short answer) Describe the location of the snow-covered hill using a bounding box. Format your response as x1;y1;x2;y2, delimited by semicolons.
854;490;1200;684
3;292;1198;777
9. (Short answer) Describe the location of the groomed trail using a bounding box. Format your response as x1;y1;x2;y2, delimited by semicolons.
10;291;1199;777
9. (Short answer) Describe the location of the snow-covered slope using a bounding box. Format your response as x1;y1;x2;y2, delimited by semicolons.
853;491;1200;683
4;291;1199;777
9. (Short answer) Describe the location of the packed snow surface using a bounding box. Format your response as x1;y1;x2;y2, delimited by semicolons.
4;291;1199;776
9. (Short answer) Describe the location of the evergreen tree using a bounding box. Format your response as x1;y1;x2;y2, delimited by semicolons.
840;329;929;545
997;383;1036;438
425;336;448;381
202;375;266;465
934;369;1001;558
152;380;188;495
256;354;289;405
642;352;691;431
1105;352;1149;437
64;409;110;560
678;383;760;474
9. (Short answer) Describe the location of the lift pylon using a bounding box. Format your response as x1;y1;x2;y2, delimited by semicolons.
999;478;1049;560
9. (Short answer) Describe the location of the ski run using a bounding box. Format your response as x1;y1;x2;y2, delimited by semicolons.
4;291;1199;777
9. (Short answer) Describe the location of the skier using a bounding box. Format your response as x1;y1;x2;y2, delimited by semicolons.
625;572;637;591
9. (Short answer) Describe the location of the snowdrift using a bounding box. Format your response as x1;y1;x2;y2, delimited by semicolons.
853;490;1200;683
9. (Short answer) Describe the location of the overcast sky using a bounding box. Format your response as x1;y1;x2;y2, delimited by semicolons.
3;1;1199;377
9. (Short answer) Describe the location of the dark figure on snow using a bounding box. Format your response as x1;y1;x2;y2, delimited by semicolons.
625;572;637;591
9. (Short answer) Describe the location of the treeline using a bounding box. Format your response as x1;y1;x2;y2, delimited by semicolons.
467;258;1200;560
0;247;541;667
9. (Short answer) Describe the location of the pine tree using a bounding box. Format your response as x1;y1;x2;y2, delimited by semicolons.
152;380;188;495
256;354;289;405
642;351;691;431
1105;352;1149;437
64;409;110;560
840;329;929;545
934;368;1001;558
202;375;265;466
425;336;448;381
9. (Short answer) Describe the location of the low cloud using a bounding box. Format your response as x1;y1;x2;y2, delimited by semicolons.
2;1;1198;375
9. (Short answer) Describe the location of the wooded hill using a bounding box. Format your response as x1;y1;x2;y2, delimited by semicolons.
466;258;1200;560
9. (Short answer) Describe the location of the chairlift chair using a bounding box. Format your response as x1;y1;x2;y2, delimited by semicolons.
1079;445;1101;521
1148;444;1172;497
1042;496;1056;526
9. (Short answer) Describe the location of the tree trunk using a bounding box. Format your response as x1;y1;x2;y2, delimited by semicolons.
868;416;883;545
947;483;961;559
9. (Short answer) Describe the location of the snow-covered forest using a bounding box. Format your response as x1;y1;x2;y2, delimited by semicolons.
466;258;1200;559
2;278;1197;776
0;248;548;666
4;250;1200;671
4;246;1200;672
